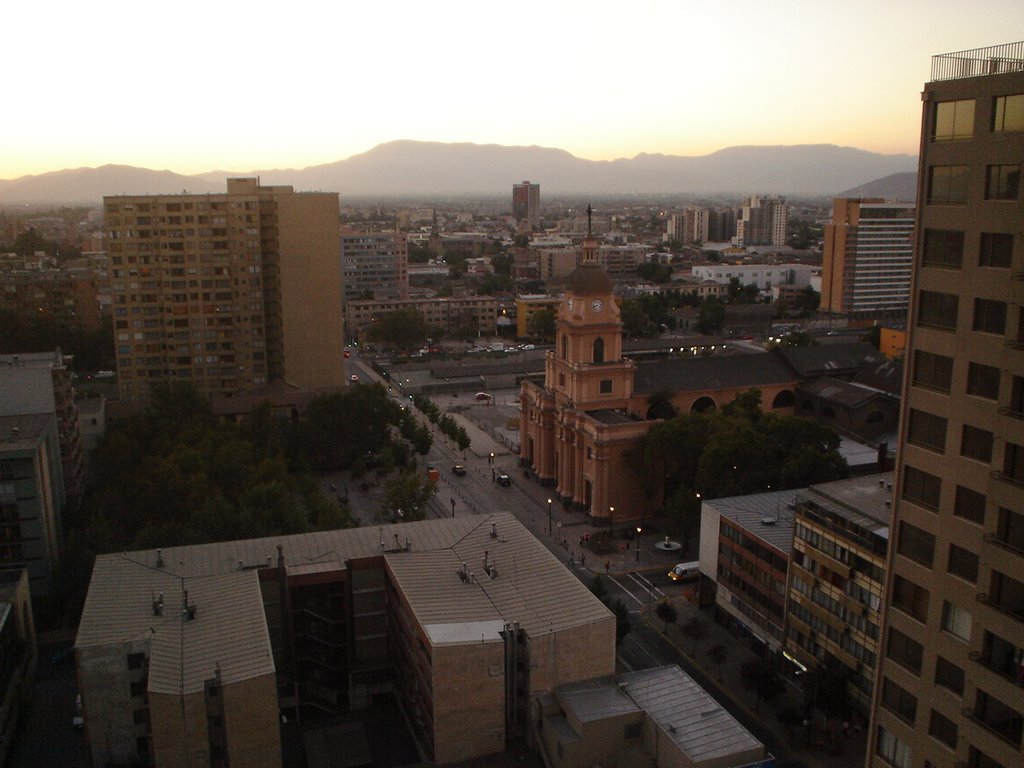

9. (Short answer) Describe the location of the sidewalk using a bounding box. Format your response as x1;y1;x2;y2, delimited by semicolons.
643;599;868;768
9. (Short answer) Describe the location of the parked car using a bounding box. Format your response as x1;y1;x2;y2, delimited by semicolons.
496;471;511;486
451;464;467;476
475;392;492;401
349;374;360;383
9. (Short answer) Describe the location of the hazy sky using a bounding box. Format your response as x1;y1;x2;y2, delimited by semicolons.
5;1;1023;179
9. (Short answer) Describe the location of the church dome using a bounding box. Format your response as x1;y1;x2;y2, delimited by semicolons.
566;261;613;295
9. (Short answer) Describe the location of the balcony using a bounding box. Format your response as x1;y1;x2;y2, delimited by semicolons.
931;41;1024;81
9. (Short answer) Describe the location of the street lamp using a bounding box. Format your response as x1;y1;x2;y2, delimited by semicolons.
547;498;553;535
609;506;614;537
635;526;642;563
450;497;456;517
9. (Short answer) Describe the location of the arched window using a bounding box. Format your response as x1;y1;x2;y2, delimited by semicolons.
561;334;568;360
772;390;795;409
691;396;717;413
593;337;605;363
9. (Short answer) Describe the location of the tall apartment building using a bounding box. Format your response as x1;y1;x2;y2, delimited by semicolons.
735;195;788;247
866;43;1024;768
340;231;409;300
0;269;102;331
667;207;710;244
104;179;344;402
821;199;916;318
708;208;738;243
0;350;84;509
512;181;541;230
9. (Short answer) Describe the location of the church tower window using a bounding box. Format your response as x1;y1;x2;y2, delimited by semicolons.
593;337;604;363
561;335;568;360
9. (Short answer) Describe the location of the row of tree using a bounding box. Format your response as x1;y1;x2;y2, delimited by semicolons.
630;389;850;547
411;394;471;451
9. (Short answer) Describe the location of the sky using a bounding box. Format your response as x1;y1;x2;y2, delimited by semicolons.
5;1;1023;179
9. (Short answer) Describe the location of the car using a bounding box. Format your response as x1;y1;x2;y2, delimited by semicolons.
668;561;701;582
451;464;467;476
94;370;115;379
475;392;492;401
349;374;359;383
496;471;511;486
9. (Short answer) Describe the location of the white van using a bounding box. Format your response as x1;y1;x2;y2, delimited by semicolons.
668;561;700;582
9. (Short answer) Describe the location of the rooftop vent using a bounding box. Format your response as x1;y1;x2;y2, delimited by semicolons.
760;517;777;526
490;523;498;538
156;548;164;568
152;592;164;616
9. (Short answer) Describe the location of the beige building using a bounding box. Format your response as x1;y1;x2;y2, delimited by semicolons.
345;295;498;341
341;231;409;300
76;512;615;767
866;43;1024;768
538;665;764;768
105;178;344;402
821;199;915;318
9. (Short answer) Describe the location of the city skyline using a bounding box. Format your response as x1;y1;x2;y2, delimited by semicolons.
5;1;1023;180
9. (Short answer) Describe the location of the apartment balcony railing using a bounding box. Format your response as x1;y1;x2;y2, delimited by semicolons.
969;650;1024;687
984;531;1024;558
961;706;1024;749
931;41;1024;81
976;591;1024;624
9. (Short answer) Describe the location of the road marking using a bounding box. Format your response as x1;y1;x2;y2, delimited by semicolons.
623;632;662;666
626;572;665;600
607;576;644;605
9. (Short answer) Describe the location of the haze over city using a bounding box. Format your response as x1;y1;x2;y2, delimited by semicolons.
6;0;1023;180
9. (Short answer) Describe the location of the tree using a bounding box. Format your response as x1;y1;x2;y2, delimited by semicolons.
697;298;725;334
655;600;678;634
380;469;437;523
367;308;428;350
527;309;556;341
637;262;672;283
740;659;785;713
680;615;707;655
620;300;651;338
707;642;728;681
590;575;608;602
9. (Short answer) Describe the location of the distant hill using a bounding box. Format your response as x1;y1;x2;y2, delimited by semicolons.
0;142;917;205
837;172;917;201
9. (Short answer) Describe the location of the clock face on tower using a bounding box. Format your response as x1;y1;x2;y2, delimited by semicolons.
590;299;604;312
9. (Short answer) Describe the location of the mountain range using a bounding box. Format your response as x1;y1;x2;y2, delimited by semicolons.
0;141;917;205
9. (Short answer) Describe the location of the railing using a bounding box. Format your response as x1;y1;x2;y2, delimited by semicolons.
961;705;1024;748
931;41;1024;81
977;591;1024;623
984;531;1024;558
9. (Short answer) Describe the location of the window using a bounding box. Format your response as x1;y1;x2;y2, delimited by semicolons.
922;229;964;268
927;165;969;204
599;379;612;394
1009;376;1024;415
624;722;641;739
928;709;958;748
593;337;605;363
886;627;923;674
907;409;947;452
941;600;972;642
881;678;917;723
966;362;1000;399
947;544;979;583
917;290;958;330
127;653;146;670
934;656;965;695
902;465;941;511
973;689;1023;746
954;485;986;524
913;350;953;392
973;298;1007;334
898;521;935;566
876;726;911;768
892;575;929;622
933;98;975;139
968;746;1006;768
993;93;1024;131
985;164;1021;200
1002;441;1024;483
961;425;994;463
995;506;1024;551
560;335;567;360
979;232;1014;268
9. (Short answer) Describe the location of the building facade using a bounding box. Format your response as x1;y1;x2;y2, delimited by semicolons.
0;269;102;332
345;295;498;341
76;513;614;767
786;474;890;711
104;178;344;402
866;43;1024;768
512;181;541;231
821;199;916;317
692;263;814;290
735;195;789;247
0;414;64;597
341;231;409;301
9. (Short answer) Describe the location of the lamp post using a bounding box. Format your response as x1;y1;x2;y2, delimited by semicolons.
547;498;553;535
635;526;642;563
609;506;614;538
450;497;456;518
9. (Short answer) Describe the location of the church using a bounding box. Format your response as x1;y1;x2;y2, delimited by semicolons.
519;210;898;524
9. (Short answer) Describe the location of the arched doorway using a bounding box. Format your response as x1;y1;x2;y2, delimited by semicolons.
691;396;717;413
772;390;795;409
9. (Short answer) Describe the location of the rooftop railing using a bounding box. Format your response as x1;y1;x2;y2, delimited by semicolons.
931;41;1024;82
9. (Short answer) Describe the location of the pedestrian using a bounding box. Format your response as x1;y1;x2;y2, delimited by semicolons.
580;553;586;567
604;560;610;575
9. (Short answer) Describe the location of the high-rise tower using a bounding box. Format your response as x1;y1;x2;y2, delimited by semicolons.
866;42;1023;768
512;181;541;231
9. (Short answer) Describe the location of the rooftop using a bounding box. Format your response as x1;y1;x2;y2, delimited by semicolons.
0;413;55;452
797;472;894;535
930;41;1024;82
704;489;799;553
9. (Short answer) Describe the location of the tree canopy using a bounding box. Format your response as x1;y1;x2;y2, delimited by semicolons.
367;308;428;350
